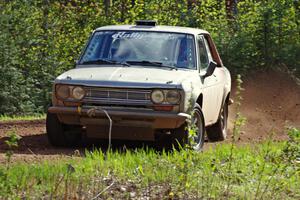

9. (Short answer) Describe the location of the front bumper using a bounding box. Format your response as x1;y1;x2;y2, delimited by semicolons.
48;106;190;129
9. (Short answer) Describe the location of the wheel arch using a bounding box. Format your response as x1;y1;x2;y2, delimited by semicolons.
224;92;230;104
196;93;203;108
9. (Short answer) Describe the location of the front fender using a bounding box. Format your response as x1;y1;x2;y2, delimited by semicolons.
181;76;203;113
221;67;232;108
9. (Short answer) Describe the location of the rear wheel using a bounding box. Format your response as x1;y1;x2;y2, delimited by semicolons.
206;100;228;142
46;112;82;147
171;103;205;150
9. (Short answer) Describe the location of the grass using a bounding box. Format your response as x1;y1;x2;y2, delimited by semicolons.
0;114;45;122
0;139;299;199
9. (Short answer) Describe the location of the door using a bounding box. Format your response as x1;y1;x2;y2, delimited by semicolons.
197;35;223;125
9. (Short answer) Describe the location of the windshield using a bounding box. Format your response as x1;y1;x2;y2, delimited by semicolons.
80;31;196;69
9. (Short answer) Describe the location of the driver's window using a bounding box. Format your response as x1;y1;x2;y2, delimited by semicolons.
197;36;209;71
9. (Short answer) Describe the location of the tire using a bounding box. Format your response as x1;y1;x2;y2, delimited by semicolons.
171;103;205;150
206;100;228;142
46;112;82;147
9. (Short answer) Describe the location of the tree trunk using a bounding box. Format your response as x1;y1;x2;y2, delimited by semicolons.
225;0;238;19
187;0;196;11
104;0;112;17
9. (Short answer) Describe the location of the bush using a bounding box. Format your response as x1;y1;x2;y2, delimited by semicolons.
283;128;300;162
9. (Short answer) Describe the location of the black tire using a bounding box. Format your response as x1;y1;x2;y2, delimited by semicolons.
206;100;228;142
170;124;187;149
46;112;82;147
171;103;205;150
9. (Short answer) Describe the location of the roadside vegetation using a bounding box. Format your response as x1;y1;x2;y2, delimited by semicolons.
0;128;299;199
0;114;45;122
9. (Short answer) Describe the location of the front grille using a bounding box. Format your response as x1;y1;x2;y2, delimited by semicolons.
83;87;152;105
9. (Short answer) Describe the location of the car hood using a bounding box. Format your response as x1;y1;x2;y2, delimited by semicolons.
56;65;195;88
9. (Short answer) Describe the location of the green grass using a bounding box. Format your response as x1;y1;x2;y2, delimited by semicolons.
0;114;45;122
0;139;299;199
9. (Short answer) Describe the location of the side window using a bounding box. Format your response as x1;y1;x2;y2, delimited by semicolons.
197;36;209;70
203;37;213;61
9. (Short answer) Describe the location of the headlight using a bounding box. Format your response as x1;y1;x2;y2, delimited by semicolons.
72;86;85;100
151;90;164;104
166;90;180;104
56;85;70;99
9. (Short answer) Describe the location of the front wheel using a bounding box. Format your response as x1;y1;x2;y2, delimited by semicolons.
171;103;205;150
46;112;82;147
206;100;228;142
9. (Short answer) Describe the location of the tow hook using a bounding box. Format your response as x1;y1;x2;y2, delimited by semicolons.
86;106;113;150
87;107;97;117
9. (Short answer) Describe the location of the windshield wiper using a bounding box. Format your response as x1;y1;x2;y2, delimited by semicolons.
127;60;178;70
81;59;130;67
81;59;114;65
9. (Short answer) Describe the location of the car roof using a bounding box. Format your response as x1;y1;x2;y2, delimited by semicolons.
95;25;209;35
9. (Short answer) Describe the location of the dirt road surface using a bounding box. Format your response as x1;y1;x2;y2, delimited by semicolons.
0;69;299;163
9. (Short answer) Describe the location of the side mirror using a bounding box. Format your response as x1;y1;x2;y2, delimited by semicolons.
202;61;217;79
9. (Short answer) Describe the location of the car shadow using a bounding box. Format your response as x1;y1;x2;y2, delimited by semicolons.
0;133;164;157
